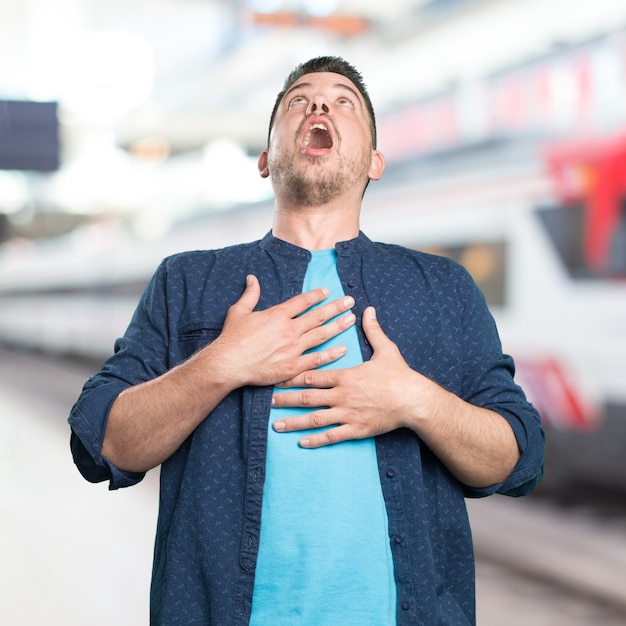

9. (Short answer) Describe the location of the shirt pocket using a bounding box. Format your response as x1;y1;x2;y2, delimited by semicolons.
177;321;223;361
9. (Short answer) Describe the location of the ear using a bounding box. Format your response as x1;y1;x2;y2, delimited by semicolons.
367;149;385;181
258;150;270;178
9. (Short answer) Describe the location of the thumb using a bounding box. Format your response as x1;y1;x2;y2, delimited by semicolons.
234;274;261;313
362;306;389;351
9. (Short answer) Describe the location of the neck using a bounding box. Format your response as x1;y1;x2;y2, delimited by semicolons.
272;199;360;250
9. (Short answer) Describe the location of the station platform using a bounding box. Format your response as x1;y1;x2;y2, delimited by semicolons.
0;356;158;626
2;348;626;625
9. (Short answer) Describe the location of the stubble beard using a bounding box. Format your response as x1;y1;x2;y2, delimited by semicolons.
272;159;341;207
268;140;371;208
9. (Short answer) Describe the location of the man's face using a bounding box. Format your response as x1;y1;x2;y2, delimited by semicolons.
259;72;383;206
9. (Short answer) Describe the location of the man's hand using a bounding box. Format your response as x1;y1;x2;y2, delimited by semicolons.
270;306;416;446
210;274;356;388
270;306;520;488
102;274;355;473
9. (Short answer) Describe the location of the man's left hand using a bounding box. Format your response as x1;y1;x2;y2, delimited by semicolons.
271;306;418;447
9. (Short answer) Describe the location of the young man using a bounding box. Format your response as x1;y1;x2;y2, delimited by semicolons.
69;56;544;625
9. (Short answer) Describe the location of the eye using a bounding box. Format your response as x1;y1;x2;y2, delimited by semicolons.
288;95;307;108
336;96;354;108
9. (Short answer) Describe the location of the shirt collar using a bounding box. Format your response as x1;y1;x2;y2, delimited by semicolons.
259;230;372;258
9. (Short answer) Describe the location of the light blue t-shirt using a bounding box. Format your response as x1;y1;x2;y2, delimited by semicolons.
250;249;397;625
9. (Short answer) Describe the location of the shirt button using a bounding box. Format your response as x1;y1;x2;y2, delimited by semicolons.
341;242;349;250
386;469;396;479
401;601;411;611
347;279;357;288
394;535;403;544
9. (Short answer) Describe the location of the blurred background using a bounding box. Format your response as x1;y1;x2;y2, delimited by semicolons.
1;0;626;624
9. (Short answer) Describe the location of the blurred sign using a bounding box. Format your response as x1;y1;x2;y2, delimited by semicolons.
0;100;60;172
247;11;369;36
379;31;626;163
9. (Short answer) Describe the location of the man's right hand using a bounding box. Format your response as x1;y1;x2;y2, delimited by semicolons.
209;274;356;388
102;274;356;473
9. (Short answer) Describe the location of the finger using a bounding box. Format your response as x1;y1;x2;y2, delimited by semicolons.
280;287;332;319
277;369;338;390
296;345;348;373
300;310;356;352
297;295;355;329
298;424;357;448
272;386;332;409
272;407;334;434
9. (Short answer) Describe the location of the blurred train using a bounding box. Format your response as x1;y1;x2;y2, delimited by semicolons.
1;134;625;496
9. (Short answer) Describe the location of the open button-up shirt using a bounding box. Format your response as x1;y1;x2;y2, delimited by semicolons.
69;231;544;625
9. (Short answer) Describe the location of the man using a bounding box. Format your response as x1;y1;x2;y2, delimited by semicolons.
69;56;544;625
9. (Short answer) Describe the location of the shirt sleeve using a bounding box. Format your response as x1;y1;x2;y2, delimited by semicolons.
68;259;172;490
452;264;545;499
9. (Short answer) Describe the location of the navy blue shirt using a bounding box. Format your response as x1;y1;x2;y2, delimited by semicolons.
69;231;544;625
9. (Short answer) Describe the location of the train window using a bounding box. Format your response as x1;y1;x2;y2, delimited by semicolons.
536;203;587;276
419;241;507;307
0;279;148;299
536;201;626;279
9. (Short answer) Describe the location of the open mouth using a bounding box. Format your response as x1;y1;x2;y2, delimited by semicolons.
301;122;333;151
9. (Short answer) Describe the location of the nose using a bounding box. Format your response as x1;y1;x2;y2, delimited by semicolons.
306;100;329;116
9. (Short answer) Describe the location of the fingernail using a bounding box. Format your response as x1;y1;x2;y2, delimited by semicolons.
344;296;354;308
344;313;356;325
299;438;310;447
367;306;376;319
273;421;285;431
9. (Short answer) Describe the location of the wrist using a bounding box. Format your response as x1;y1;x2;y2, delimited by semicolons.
401;370;453;432
191;337;245;393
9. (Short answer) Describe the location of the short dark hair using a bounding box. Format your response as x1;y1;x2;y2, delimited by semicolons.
267;56;377;148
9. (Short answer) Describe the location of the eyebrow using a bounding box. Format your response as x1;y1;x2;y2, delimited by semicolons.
283;81;364;109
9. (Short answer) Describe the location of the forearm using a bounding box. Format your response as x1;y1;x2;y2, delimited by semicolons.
405;378;520;488
101;345;238;473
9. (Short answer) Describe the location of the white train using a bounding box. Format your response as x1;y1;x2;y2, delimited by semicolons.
1;135;625;494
